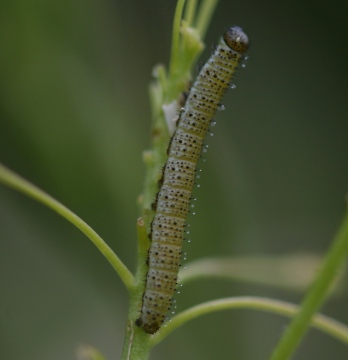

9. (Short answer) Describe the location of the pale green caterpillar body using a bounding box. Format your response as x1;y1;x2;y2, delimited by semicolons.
136;26;249;334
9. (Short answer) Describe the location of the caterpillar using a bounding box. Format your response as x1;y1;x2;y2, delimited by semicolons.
136;26;249;334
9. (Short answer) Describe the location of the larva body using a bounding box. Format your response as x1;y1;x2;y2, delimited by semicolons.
137;26;249;334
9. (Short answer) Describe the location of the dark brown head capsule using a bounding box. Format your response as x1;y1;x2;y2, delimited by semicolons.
223;26;249;54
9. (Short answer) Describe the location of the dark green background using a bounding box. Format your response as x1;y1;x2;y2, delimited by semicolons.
1;1;347;359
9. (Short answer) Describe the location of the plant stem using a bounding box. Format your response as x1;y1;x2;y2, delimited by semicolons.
0;162;134;291
269;209;348;360
150;296;348;347
183;0;197;26
178;254;327;292
169;0;186;78
195;0;219;38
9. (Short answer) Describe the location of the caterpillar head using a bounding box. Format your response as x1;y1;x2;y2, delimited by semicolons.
223;26;249;54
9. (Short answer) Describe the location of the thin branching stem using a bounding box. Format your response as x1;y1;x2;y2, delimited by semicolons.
0;163;134;291
183;0;197;26
150;296;348;347
269;209;348;360
195;0;220;38
169;0;186;77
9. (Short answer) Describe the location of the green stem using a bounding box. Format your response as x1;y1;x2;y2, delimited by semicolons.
195;0;220;38
269;209;348;360
0;163;134;291
178;254;326;292
169;0;186;77
150;296;348;347
183;0;197;26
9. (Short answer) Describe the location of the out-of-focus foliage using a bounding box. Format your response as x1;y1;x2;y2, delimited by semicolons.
0;1;347;360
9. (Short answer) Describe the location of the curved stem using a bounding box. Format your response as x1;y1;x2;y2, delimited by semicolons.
150;296;348;347
179;254;325;292
269;210;348;360
0;163;134;291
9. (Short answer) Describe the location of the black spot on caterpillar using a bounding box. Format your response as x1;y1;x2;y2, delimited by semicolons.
136;26;249;334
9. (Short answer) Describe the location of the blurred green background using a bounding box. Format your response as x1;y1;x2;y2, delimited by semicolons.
1;1;347;359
